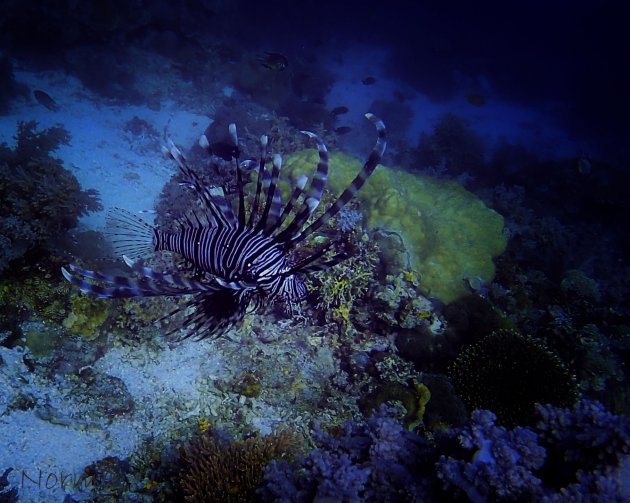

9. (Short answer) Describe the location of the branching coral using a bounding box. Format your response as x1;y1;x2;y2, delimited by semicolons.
0;121;102;272
180;430;297;502
311;235;378;329
437;409;546;502
436;400;630;502
260;402;630;502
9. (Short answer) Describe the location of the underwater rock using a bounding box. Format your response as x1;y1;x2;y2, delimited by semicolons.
70;368;135;418
561;269;601;303
83;456;130;498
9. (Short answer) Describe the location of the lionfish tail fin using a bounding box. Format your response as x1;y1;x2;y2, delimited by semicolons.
105;207;156;261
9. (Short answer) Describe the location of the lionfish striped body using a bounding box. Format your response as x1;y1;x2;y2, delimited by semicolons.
62;114;387;340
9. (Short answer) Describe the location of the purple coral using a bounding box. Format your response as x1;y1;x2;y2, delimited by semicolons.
437;401;630;502
534;400;630;498
260;406;434;502
436;409;546;502
261;401;629;502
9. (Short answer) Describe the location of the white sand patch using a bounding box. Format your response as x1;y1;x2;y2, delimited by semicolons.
0;337;227;502
0;68;210;231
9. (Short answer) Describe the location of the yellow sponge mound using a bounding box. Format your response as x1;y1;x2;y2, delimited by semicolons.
283;150;507;304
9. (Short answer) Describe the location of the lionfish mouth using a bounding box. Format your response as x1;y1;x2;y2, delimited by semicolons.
62;113;387;341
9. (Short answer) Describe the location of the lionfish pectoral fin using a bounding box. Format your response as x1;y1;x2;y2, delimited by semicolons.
61;263;212;299
215;277;257;290
105;207;157;261
123;255;135;268
162;289;247;342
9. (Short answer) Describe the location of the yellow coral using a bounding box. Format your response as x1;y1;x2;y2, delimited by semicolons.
198;418;211;434
0;275;71;324
283;150;507;304
62;294;110;340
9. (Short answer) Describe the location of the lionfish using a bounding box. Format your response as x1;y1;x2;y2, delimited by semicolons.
62;113;386;340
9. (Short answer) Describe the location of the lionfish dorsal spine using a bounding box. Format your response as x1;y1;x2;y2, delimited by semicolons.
176;138;239;227
273;174;308;232
229;122;248;229
247;134;269;227
289;113;386;245
274;132;329;242
256;153;283;233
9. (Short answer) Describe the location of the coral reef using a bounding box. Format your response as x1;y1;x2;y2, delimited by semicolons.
449;329;577;426
361;380;431;431
416;113;485;175
180;429;297;502
262;401;630;502
437;409;546;502
0;261;111;345
62;294;111;341
282;149;507;303
534;400;630;495
311;233;378;329
0;267;71;326
560;269;601;303
0;121;101;272
260;406;435;502
373;272;439;331
436;400;630;502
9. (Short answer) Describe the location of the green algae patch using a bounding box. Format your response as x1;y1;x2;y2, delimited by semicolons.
283;150;507;304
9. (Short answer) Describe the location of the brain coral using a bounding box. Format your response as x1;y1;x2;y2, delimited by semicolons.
282;150;507;303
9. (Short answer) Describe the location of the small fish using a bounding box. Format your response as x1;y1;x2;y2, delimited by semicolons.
335;126;352;135
577;155;592;175
259;52;289;71
362;76;376;85
331;106;349;116
393;90;406;103
33;89;59;111
465;92;486;106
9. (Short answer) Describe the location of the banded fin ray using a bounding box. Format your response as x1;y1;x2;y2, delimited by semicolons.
257;154;283;233
162;289;248;341
165;139;237;227
290;113;386;245
274;132;329;241
61;263;217;298
246;134;268;227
